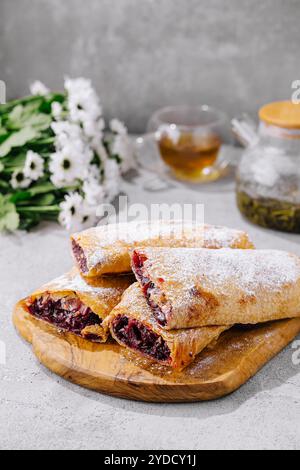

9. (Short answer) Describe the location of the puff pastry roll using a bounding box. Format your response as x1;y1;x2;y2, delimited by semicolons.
21;268;133;342
107;283;229;370
71;221;254;277
132;247;300;329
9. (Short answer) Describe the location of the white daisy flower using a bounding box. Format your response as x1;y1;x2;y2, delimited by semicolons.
24;150;44;181
65;77;102;122
83;178;106;206
111;134;135;173
30;80;50;96
65;77;92;96
51;121;94;166
58;192;83;229
82;116;102;139
68;104;86;124
51;121;82;146
49;148;82;187
66;80;104;153
49;174;65;189
59;192;96;231
79;208;97;230
68;81;100;112
51;102;63;120
83;116;105;139
10;170;31;189
104;159;121;201
87;164;101;182
110;119;127;135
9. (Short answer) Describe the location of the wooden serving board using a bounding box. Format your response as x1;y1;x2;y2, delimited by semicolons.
13;304;300;403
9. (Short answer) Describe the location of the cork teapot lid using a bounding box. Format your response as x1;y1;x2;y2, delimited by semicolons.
259;101;300;129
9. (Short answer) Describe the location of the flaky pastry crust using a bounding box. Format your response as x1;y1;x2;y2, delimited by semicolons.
132;247;300;329
71;221;254;277
107;283;229;370
21;268;133;342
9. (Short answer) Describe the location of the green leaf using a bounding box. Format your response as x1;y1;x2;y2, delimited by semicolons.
0;194;20;232
2;153;26;174
0;96;43;116
0;210;20;232
10;182;58;204
9;191;31;204
0;127;40;157
0;133;9;145
10;114;51;132
8;104;24;125
27;181;57;196
0;179;9;190
2;152;26;167
32;193;56;206
6;100;52;132
39;93;66;114
21;113;51;131
16;193;56;207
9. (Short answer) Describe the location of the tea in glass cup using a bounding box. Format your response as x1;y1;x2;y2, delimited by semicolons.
147;106;229;182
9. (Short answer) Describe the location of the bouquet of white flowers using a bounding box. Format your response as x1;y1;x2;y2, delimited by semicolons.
0;78;135;232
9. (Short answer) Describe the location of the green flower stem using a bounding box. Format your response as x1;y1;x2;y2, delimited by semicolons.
17;205;60;213
29;137;55;146
43;213;60;221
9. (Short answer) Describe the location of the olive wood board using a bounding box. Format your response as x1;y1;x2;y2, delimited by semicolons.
13;304;300;403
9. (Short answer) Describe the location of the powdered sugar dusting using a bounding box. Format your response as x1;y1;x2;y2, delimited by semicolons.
77;221;248;246
147;248;300;296
74;221;252;270
40;269;121;296
79;220;205;247
203;225;247;248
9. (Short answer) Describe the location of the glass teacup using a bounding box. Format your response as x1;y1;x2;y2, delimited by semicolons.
147;105;230;182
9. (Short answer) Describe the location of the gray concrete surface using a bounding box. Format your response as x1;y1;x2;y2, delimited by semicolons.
1;168;300;450
1;0;300;132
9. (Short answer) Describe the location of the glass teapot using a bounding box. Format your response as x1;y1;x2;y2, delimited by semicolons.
234;101;300;233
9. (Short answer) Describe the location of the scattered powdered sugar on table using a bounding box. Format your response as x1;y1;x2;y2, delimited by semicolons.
148;248;300;295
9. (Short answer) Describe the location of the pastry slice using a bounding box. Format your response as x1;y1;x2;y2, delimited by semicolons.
107;283;229;370
71;220;254;277
21;268;133;342
132;247;300;329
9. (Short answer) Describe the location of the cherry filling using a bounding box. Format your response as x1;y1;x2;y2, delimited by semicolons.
72;239;88;273
132;251;149;284
27;295;102;337
112;315;171;362
132;251;168;326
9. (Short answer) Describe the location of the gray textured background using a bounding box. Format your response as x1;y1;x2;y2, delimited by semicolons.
0;0;299;132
